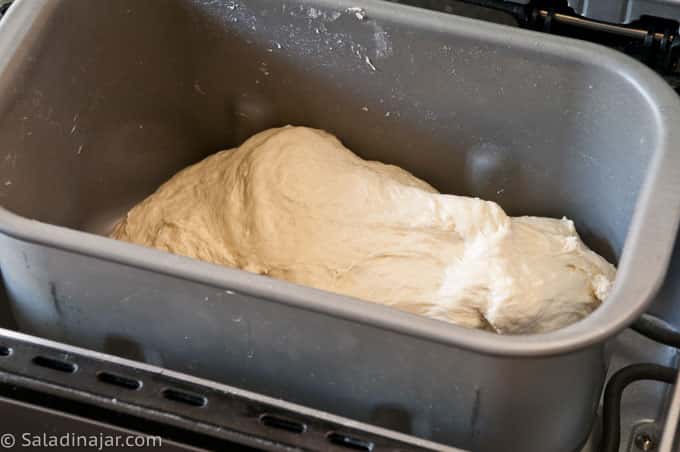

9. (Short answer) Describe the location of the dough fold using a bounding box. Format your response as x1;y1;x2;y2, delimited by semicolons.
112;126;616;334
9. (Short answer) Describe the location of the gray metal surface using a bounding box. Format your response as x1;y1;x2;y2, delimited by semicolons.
0;0;679;451
660;373;680;451
0;398;204;452
387;1;518;25
4;278;678;452
568;0;680;24
0;236;609;452
396;0;680;24
596;331;678;452
0;327;457;452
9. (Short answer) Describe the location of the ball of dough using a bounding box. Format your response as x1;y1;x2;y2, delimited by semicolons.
111;126;616;334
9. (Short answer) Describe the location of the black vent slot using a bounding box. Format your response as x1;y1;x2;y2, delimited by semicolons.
162;388;207;407
327;432;374;451
0;346;10;357
32;356;77;373
260;414;307;434
97;371;142;390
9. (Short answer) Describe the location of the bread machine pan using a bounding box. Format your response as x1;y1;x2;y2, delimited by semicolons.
0;0;679;450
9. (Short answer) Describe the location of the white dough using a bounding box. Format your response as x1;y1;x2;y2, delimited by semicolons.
112;126;616;334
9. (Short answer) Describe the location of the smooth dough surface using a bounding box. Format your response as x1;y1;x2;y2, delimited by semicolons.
112;126;616;334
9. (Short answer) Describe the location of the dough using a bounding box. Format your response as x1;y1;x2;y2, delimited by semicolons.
112;126;616;334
